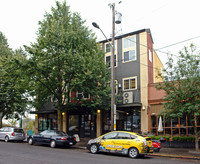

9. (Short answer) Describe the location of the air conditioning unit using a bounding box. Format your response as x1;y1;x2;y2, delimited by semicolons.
123;92;133;104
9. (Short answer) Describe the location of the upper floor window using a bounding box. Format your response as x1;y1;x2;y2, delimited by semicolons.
105;54;117;67
104;41;117;53
77;90;89;99
123;76;137;91
123;36;135;49
124;50;136;62
123;36;136;63
149;50;152;62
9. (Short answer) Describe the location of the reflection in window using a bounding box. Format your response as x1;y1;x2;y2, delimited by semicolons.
69;115;79;132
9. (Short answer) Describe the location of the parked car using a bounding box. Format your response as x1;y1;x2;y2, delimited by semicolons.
152;140;161;152
87;131;153;158
0;127;25;142
27;130;77;148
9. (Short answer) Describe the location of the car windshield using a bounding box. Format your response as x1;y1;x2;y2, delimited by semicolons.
14;129;24;133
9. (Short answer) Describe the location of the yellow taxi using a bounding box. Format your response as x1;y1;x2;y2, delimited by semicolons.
87;131;153;158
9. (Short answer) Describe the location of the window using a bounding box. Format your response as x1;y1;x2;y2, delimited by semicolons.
123;77;137;91
149;50;152;62
123;36;135;48
77;90;89;99
124;50;136;62
104;41;117;53
105;43;111;53
123;36;136;63
117;132;131;139
105;54;117;67
103;132;118;139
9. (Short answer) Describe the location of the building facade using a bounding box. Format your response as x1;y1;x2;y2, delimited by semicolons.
32;29;164;138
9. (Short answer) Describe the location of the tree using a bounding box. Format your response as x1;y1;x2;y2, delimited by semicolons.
24;1;110;130
156;44;200;151
0;31;31;127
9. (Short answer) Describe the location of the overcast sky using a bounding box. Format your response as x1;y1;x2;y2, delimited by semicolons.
1;0;200;65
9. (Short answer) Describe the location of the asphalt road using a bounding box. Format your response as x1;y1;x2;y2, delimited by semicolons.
0;141;198;164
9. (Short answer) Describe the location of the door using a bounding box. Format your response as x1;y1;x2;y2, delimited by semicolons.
100;132;118;151
80;114;96;138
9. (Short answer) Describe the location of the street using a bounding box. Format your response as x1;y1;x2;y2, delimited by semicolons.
0;141;198;164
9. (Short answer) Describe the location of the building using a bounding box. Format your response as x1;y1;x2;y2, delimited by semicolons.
32;28;164;138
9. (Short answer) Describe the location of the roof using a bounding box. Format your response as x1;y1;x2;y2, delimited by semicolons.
30;102;57;114
99;28;154;44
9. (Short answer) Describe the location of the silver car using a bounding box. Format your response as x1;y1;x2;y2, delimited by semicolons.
0;127;25;142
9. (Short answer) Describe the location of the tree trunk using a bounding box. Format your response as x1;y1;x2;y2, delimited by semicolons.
57;109;62;131
194;125;199;151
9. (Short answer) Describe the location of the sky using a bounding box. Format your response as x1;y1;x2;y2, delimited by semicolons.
0;0;200;66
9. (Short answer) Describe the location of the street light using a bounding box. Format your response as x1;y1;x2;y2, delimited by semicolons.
92;2;121;131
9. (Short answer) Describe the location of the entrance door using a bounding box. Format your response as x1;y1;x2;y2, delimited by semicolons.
80;114;92;138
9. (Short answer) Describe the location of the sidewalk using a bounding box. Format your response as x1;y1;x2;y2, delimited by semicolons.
72;138;200;160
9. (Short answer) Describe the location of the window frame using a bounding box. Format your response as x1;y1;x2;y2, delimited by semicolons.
122;35;137;63
104;41;118;68
76;91;90;100
123;76;137;91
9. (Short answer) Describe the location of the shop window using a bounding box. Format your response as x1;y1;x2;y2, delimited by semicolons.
69;115;79;132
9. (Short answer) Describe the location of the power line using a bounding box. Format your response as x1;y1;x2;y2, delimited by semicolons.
155;36;200;50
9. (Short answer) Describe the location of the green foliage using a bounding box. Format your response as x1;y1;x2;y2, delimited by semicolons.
0;32;31;125
23;1;110;112
156;44;200;150
156;45;200;123
149;135;170;141
172;136;195;142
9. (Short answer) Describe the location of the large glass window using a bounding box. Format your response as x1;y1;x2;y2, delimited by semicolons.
38;114;57;132
69;115;79;132
123;36;136;63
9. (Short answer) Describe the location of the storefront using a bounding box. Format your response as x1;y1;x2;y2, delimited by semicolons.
30;102;58;133
102;104;142;134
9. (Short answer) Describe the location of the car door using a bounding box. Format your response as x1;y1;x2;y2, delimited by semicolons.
114;132;134;154
34;131;46;143
43;131;55;144
100;132;118;152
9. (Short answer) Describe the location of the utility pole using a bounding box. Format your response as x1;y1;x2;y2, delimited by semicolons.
92;2;122;131
110;3;115;131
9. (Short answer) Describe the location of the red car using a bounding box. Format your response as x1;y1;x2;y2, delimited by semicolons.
152;140;161;152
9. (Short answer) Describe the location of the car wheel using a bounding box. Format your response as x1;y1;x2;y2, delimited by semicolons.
89;144;99;154
157;148;160;152
128;147;139;158
5;136;9;142
28;138;34;145
50;140;56;148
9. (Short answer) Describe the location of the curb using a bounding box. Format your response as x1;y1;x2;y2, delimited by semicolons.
148;154;200;160
73;146;200;160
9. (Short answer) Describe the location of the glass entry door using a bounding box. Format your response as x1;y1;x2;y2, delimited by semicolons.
68;114;96;138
